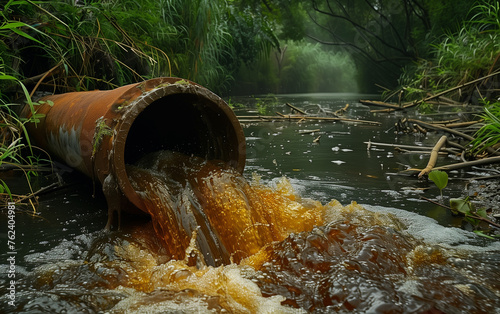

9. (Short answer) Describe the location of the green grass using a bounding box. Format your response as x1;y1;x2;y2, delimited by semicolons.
398;0;500;99
469;101;500;156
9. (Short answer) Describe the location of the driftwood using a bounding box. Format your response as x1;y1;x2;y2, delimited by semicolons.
364;141;457;153
334;104;349;116
404;155;500;176
466;174;500;181
394;148;449;155
299;129;321;134
430;118;460;124
432;156;500;171
409;119;475;141
359;99;405;109
418;135;448;178
410;119;500;156
415;70;500;106
370;108;398;113
285;103;306;115
237;115;381;125
439;120;482;128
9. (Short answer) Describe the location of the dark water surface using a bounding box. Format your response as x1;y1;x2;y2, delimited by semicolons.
1;93;499;313
236;93;480;224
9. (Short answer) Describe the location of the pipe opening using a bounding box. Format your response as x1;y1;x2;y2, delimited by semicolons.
124;93;243;171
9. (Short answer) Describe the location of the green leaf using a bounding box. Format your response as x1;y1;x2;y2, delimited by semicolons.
473;230;496;240
476;208;488;219
1;21;44;45
465;216;480;227
428;170;448;191
0;179;12;201
0;74;20;81
450;198;474;215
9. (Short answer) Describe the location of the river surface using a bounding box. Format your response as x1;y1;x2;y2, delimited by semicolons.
1;93;499;313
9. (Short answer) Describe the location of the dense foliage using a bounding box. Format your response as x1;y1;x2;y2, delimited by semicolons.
399;0;500;101
1;0;499;200
2;0;498;96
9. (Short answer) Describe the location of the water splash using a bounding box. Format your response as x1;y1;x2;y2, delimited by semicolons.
126;151;324;265
5;151;499;313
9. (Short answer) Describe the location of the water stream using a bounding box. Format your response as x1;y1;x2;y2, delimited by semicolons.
1;93;499;313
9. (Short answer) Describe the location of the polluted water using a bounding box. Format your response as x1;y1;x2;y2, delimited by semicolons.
2;150;500;313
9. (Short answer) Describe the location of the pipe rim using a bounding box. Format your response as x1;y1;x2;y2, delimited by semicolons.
111;79;246;210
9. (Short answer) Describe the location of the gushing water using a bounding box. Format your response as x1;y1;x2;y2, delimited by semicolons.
113;150;499;313
126;151;325;265
3;151;499;313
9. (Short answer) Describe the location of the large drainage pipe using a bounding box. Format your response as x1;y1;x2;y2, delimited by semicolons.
21;77;246;227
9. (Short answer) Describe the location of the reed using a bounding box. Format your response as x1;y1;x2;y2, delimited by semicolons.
399;0;500;100
469;101;500;156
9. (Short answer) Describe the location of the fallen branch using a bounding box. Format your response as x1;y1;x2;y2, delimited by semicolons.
370;108;396;113
405;155;500;175
237;115;381;125
17;182;61;203
334;104;349;116
394;147;449;155
285;103;306;115
413;70;500;107
418;135;448;178
429;118;460;124
466;174;500;181
364;141;455;152
299;129;321;134
440;120;482;128
408;119;474;141
410;119;500;156
359;100;403;109
433;156;500;171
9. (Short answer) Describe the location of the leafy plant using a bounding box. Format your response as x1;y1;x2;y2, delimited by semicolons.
254;94;279;115
397;0;500;101
428;170;448;198
470;0;500;32
0;15;51;206
418;102;436;114
426;169;497;239
0;93;44;206
449;197;498;239
469;101;500;156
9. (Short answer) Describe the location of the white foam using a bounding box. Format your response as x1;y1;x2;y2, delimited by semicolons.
363;204;500;252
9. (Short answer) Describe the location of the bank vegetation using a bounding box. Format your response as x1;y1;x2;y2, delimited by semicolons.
1;0;499;218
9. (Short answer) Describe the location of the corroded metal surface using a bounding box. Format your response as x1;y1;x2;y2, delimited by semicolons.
22;77;246;214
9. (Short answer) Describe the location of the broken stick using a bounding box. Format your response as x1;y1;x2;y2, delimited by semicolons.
285;103;306;115
418;135;448;178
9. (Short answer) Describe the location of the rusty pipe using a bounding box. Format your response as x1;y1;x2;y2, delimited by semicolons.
22;77;246;218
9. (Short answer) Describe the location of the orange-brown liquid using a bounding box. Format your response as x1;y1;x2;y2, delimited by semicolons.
127;151;325;265
85;151;498;313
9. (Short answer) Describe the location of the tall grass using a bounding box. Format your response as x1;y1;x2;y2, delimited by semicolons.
2;0;277;95
159;0;234;90
2;0;173;93
469;102;500;156
398;0;500;98
0;73;49;205
0;6;51;205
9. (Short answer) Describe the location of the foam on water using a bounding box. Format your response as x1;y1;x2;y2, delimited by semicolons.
365;204;500;252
